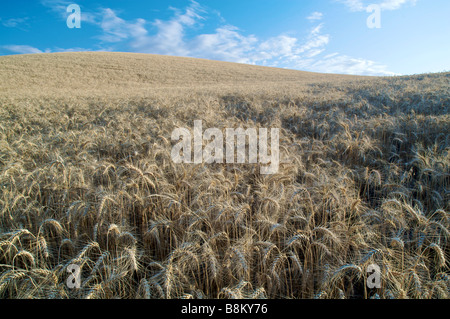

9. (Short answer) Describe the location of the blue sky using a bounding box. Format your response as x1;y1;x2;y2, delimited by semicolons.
1;0;449;75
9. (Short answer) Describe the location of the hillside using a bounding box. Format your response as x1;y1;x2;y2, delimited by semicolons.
0;52;363;97
0;52;449;299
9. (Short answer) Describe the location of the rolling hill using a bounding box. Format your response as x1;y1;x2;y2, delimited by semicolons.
0;52;364;97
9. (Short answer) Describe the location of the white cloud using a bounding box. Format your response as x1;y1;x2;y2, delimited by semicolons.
96;3;326;65
303;49;326;58
259;35;298;59
40;0;70;13
302;54;398;75
129;1;206;57
338;0;366;11
99;8;147;43
1;45;45;54
296;24;330;54
1;45;98;56
190;26;259;63
92;2;395;76
2;1;393;76
307;12;324;21
379;0;418;10
1;17;29;28
338;0;418;11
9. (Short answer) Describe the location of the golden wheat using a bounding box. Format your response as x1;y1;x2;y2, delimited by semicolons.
0;52;448;299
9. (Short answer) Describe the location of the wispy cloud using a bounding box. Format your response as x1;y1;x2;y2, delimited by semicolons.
96;3;324;67
379;0;418;10
130;2;204;56
338;0;418;11
99;8;147;43
1;44;97;56
40;0;69;10
1;45;46;54
300;53;397;76
307;12;324;21
4;1;396;76
92;2;393;75
1;17;29;29
190;26;259;64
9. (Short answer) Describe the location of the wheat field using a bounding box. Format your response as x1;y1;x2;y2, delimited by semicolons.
0;52;448;299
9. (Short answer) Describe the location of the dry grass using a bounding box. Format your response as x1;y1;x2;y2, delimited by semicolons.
0;52;448;299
